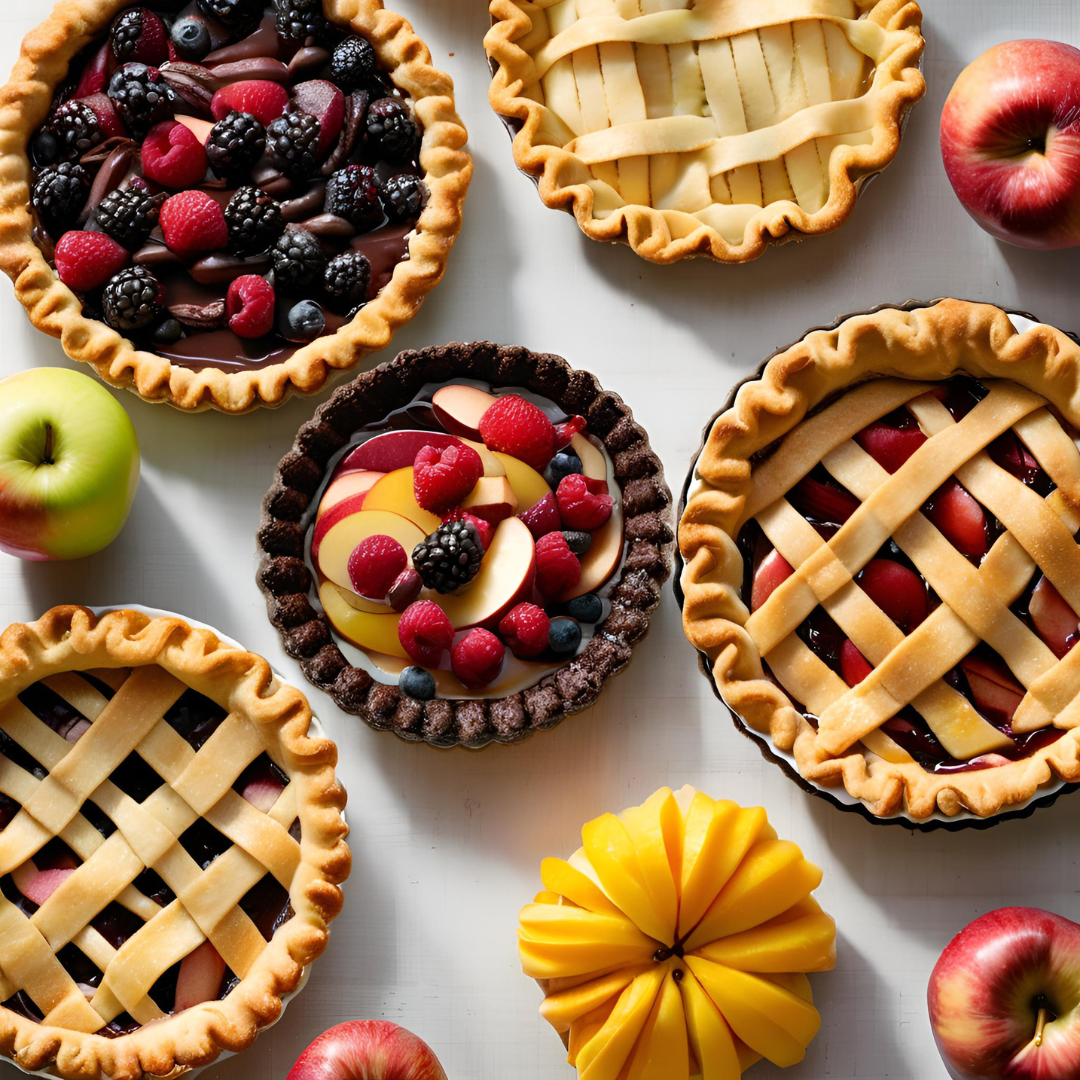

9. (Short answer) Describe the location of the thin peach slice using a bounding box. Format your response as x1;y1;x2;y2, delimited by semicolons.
320;580;407;658
318;470;383;517
462;438;506;477
571;433;607;483
362;467;442;534
494;452;551;512
556;504;624;603
463;476;519;524
316;509;426;594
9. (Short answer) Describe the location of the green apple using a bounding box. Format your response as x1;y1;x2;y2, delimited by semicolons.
0;368;140;561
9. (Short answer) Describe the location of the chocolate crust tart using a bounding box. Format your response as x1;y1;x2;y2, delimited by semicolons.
0;0;472;413
257;341;674;749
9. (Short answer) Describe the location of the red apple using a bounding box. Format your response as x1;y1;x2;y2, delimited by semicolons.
941;40;1080;249
287;1021;447;1080
929;907;1080;1080
337;431;463;476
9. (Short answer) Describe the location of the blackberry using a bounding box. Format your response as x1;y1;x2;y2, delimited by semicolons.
102;267;162;332
95;186;165;250
324;165;381;229
381;173;427;222
323;251;371;306
196;0;263;29
562;530;593;556
31;162;91;237
50;101;102;160
207;113;266;180
107;63;176;138
267;112;322;179
366;97;419;162
330;36;378;92
271;226;327;292
274;0;331;43
110;9;152;61
225;186;285;255
412;521;484;594
171;16;212;61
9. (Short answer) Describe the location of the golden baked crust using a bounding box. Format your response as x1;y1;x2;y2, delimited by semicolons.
485;0;924;265
680;300;1080;821
0;0;472;413
0;606;350;1079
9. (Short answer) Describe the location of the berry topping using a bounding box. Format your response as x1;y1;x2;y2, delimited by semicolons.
751;549;794;612
110;8;168;65
562;530;593;556
54;231;130;292
50;101;103;160
855;418;928;474
548;617;583;657
478;394;556;472
280;299;326;342
535;532;581;598
1030;575;1079;659
107;63;176;138
292;80;345;156
141;121;208;189
171;16;212;62
226;274;275;340
789;475;859;525
206;112;266;181
554;415;587;449
381;173;428;222
325;165;382;229
74;41;113;99
413;442;483;514
347;533;408;601
452;628;506;689
274;0;332;43
331;37;378;92
77;94;127;140
271;226;327;291
211;81;290;128
397;600;454;668
324;251;371;307
267;111;322;178
32;162;91;238
197;0;264;29
225;185;285;256
556;473;614;531
840;639;873;687
366;97;419;162
102;266;162;332
925;479;988;557
399;666;436;702
857;559;927;633
160;190;229;254
388;568;423;613
546;450;583;488
567;593;603;624
498;603;551;659
960;655;1024;724
95;186;164;250
519;491;561;540
412;519;485;594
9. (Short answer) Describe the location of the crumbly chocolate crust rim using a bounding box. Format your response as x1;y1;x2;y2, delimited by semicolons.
257;341;674;749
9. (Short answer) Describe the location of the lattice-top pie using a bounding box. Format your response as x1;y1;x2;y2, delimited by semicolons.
680;300;1080;822
0;606;350;1079
486;0;924;264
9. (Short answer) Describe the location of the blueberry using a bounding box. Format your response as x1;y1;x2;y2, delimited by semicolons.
149;316;184;345
30;129;59;168
171;16;212;61
283;300;326;343
567;593;602;624
545;451;583;487
399;666;436;701
548;618;582;657
563;530;593;556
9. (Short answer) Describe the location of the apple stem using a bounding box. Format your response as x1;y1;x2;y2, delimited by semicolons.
1035;1006;1047;1048
42;423;54;466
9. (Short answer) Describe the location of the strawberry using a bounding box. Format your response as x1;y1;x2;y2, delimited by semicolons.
751;549;793;612
441;507;493;549
175;941;226;1011
226;274;275;339
110;8;168;66
292;80;345;156
498;603;551;658
519;490;561;540
74;42;116;98
535;532;580;597
554;414;586;450
840;639;873;687
142;121;208;189
76;93;126;139
397;600;454;667
924;479;987;557
789;475;859;524
160;190;229;254
54;231;130;291
211;80;290;127
413;443;483;514
451;628;505;689
556;473;613;531
347;534;407;601
478;394;556;471
855;419;927;474
857;559;927;633
961;654;1024;723
1030;575;1079;659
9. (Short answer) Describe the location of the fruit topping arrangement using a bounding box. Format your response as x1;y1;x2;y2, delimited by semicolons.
29;1;427;370
310;382;625;697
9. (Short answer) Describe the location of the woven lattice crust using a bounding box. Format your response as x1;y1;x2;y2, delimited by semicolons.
0;606;350;1080
680;299;1080;821
0;0;472;413
257;341;674;748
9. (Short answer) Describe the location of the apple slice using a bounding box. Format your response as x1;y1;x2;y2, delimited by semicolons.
925;480;988;557
362;468;442;534
292;80;345;156
337;431;463;476
311;487;388;562
556;504;624;603
318;470;384;518
789;476;859;524
493;452;550;512
320;580;407;658
961;655;1024;722
570;433;607;484
462;476;519;524
855;420;927;474
1030;575;1079;659
857;559;927;633
461;438;505;477
438;517;536;630
175;115;214;145
316;509;426;594
432;384;497;440
12;863;74;906
241;775;285;813
752;549;794;612
175;941;226;1012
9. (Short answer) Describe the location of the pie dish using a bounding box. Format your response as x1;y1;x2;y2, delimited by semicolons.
0;0;472;413
257;341;674;749
519;785;835;1078
485;0;924;264
0;605;350;1079
680;299;1080;824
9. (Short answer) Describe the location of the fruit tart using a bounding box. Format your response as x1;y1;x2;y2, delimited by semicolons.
485;0;924;264
257;342;674;748
0;0;471;413
0;605;350;1079
680;299;1080;825
519;785;836;1078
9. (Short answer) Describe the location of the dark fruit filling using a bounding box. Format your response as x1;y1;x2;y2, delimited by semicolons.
739;376;1078;776
29;3;426;372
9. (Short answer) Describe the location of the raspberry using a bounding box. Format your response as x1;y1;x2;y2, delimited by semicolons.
160;190;228;255
441;508;493;550
554;415;587;449
226;275;275;340
397;601;454;668
110;8;168;65
413;443;483;514
535;532;581;598
519;490;561;540
451;629;505;689
141;121;208;189
347;533;407;601
210;81;290;128
54;231;130;292
498;603;551;659
478;394;556;472
556;473;614;531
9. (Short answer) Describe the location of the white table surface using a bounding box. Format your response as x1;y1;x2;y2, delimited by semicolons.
1;2;1080;1078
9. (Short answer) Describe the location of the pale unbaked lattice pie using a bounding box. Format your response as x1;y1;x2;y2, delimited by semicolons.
680;301;1080;822
486;0;924;264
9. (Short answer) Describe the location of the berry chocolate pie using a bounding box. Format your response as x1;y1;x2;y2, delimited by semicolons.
257;342;674;749
680;300;1080;823
0;0;471;412
0;606;350;1079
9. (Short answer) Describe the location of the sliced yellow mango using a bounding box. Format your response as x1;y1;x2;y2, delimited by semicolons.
541;964;652;1033
626;972;690;1080
577;968;665;1080
678;967;742;1080
542;857;622;917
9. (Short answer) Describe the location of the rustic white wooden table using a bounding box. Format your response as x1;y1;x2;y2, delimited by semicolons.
2;2;1080;1078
